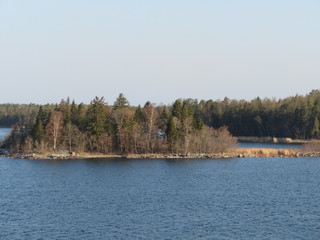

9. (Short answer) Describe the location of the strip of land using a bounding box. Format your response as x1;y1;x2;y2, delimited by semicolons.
2;147;320;160
237;136;308;144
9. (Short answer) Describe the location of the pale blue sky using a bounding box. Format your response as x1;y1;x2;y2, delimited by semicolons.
0;0;319;105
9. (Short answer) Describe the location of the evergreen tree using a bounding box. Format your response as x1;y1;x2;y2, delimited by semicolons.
159;106;169;130
134;105;144;124
77;103;87;131
166;116;178;152
31;108;45;145
58;98;71;125
113;93;129;110
194;117;204;130
70;100;78;125
86;97;107;137
172;99;182;119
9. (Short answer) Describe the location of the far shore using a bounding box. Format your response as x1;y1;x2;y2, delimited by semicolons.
237;136;309;144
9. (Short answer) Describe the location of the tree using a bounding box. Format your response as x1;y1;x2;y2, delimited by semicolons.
31;106;47;146
166;116;178;153
113;93;129;110
159;105;169;131
172;99;182;119
32;118;44;146
70;100;78;125
76;103;87;131
143;102;157;152
311;117;320;139
112;107;133;153
86;97;107;138
58;98;71;125
46;111;63;150
64;123;80;152
134;105;144;124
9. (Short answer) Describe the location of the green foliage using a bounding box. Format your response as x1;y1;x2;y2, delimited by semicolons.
134;105;144;124
172;99;182;119
159;106;169;130
194;117;204;130
31;108;45;145
86;97;107;138
0;103;41;127
58;98;71;125
113;93;129;110
166;116;178;152
70;100;78;125
5;89;320;155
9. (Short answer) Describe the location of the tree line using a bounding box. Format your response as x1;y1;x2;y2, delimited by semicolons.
196;89;320;139
0;104;41;127
2;89;320;154
3;95;236;154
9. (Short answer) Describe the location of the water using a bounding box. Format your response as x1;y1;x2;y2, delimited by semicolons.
1;156;320;239
238;141;301;149
0;127;11;141
0;128;319;239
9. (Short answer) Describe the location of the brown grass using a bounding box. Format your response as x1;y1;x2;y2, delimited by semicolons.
231;148;299;157
303;140;320;151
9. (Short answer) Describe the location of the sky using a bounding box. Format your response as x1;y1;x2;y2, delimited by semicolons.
0;0;319;105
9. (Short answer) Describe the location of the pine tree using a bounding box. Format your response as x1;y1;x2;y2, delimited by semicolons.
194;117;204;130
31;106;46;145
113;93;129;110
86;97;107;137
32;118;44;145
166;116;178;153
77;103;86;131
70;100;78;125
159;106;169;130
58;98;71;125
134;105;144;124
172;99;182;119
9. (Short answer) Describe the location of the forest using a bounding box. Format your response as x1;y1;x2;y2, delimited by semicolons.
1;94;236;154
1;89;320;154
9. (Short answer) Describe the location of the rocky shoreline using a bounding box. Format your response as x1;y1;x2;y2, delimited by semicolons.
1;152;237;160
2;148;320;160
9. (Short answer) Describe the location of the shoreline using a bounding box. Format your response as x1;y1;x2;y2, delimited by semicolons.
237;136;309;144
2;148;320;160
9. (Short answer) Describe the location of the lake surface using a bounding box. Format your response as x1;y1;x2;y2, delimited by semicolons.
1;156;320;239
1;128;319;239
0;127;11;141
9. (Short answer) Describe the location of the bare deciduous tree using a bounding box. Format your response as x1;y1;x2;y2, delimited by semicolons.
46;111;63;151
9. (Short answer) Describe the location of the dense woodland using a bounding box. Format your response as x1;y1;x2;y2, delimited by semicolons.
2;95;236;154
2;90;320;154
199;89;320;139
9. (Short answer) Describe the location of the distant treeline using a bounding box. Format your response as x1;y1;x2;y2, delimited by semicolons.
3;95;236;154
199;89;320;139
2;89;320;153
0;104;41;127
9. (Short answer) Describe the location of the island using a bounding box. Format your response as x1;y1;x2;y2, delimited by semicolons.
1;91;320;160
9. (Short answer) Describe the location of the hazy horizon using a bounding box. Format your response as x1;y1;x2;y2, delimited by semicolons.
1;1;319;105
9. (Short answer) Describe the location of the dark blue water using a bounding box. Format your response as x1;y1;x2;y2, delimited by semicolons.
238;142;301;149
1;156;320;239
